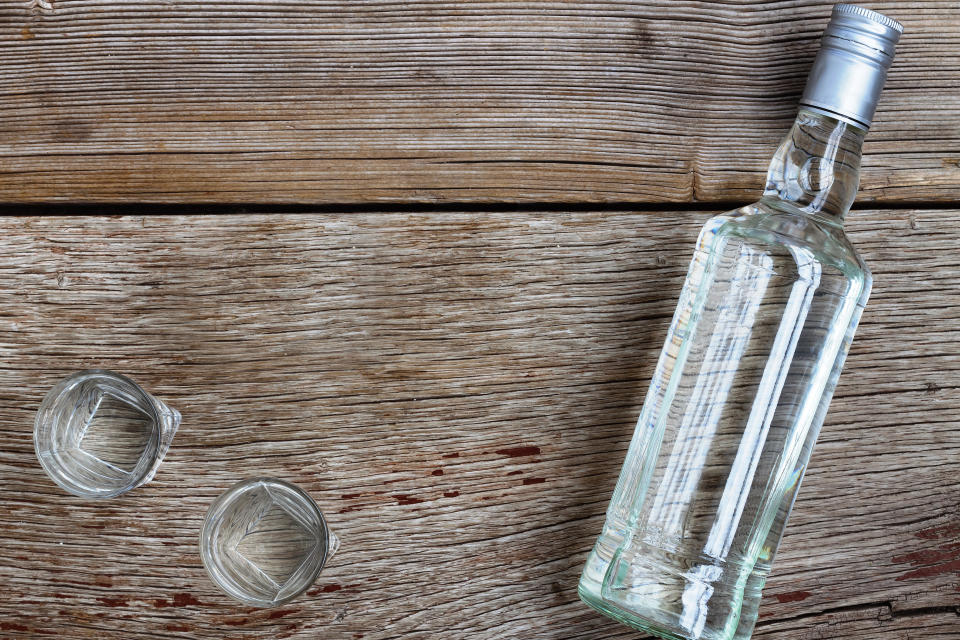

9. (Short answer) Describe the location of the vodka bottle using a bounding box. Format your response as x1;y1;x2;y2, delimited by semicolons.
579;5;902;640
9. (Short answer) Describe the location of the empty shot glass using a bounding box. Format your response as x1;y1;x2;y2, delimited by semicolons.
200;477;338;607
34;370;180;498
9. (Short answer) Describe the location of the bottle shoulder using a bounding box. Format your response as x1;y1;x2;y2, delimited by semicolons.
694;202;871;302
699;201;869;278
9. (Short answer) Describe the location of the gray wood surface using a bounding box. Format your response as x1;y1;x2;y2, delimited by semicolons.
0;1;958;203
0;213;957;638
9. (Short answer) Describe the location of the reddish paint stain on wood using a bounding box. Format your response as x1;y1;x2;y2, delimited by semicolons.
914;522;960;540
896;558;960;581
774;590;812;603
312;584;343;594
0;622;29;632
96;596;127;607
442;452;460;459
341;493;362;500
495;446;541;458
306;582;361;597
522;477;546;485
268;608;298;620
892;538;960;581
444;491;460;498
394;494;423;505
173;592;203;607
165;624;191;632
156;593;203;607
892;545;960;566
506;470;523;476
431;469;444;476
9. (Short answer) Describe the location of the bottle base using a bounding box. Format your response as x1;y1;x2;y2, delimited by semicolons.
578;540;759;640
579;581;691;640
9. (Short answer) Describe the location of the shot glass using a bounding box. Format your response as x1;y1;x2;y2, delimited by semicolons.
200;477;338;607
34;370;180;499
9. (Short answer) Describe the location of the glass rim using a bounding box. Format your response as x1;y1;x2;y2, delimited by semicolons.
199;477;331;607
34;369;166;498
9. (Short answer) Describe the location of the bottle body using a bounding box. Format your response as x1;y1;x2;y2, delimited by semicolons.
579;201;870;640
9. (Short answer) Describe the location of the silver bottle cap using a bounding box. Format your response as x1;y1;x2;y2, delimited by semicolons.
800;4;903;129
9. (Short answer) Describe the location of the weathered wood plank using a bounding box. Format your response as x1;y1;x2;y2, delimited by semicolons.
0;2;957;204
0;212;957;639
756;607;960;638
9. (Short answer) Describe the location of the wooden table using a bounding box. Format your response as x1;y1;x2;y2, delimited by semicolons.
0;2;957;639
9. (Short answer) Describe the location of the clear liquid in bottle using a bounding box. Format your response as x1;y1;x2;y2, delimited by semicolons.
580;201;869;639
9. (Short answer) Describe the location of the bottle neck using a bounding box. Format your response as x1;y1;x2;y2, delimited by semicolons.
762;108;866;225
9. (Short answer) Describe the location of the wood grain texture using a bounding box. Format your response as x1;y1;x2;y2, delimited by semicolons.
0;213;956;639
0;1;958;204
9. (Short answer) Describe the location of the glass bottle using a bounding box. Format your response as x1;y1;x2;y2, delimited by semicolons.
579;5;902;640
